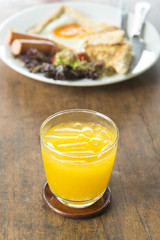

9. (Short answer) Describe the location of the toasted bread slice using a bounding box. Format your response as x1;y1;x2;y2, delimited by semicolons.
84;40;133;74
83;30;125;46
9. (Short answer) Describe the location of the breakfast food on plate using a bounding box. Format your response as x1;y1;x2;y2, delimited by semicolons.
18;48;107;80
11;39;57;56
6;27;50;44
6;5;133;80
27;5;120;50
84;39;132;74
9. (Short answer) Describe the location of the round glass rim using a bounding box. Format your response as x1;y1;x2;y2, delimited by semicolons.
40;109;119;158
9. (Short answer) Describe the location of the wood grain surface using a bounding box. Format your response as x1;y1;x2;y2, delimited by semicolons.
0;0;160;239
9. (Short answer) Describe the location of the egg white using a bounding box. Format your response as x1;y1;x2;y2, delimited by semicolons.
40;13;86;50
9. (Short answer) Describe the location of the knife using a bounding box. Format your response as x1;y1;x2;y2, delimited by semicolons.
130;1;151;71
120;0;129;38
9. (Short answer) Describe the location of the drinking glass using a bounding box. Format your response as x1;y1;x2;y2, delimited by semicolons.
40;109;119;208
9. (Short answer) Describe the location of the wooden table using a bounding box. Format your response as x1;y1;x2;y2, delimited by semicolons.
0;0;160;239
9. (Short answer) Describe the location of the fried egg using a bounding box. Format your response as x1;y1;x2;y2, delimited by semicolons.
39;13;93;50
28;5;115;50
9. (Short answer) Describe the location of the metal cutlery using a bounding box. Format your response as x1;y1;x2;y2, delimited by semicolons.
130;1;151;71
120;0;129;38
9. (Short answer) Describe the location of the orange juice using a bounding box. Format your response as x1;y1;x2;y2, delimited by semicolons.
41;121;117;206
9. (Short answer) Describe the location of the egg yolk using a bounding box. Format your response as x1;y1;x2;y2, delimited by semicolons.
54;23;89;38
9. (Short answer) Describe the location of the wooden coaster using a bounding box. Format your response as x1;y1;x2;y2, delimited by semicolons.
42;183;111;219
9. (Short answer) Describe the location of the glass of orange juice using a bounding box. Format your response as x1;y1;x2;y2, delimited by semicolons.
40;109;119;208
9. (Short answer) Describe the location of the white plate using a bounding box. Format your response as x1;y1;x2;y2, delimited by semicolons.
0;1;160;87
